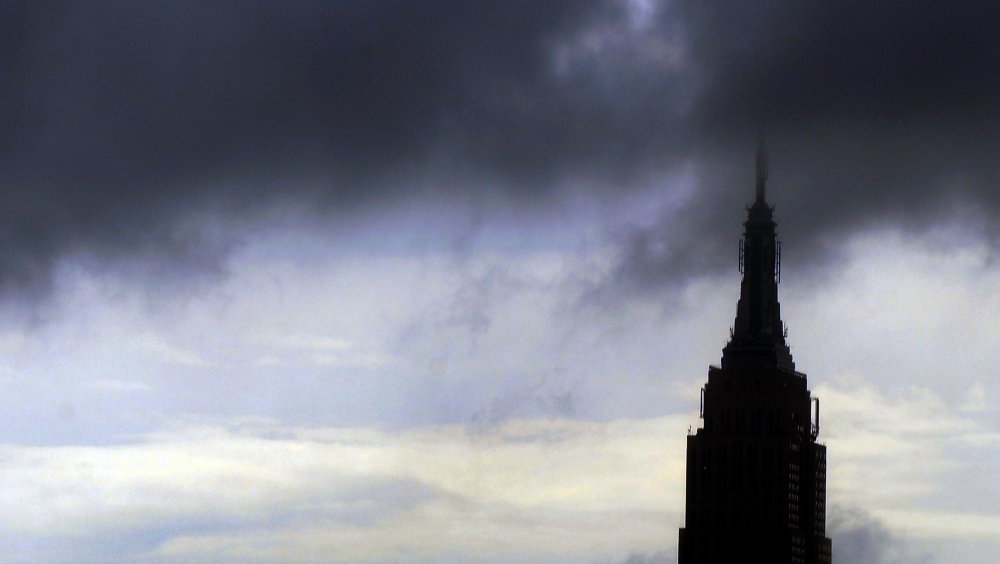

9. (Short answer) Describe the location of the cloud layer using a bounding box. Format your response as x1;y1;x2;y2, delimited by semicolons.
2;373;997;562
0;416;685;562
5;1;1000;298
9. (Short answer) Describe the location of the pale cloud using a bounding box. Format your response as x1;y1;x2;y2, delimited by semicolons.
960;382;988;413
1;373;996;562
0;416;686;562
822;379;957;503
876;509;1000;540
276;335;356;352
788;229;1000;401
818;377;1000;545
155;500;674;563
0;381;996;562
261;334;395;370
131;333;213;368
89;379;156;393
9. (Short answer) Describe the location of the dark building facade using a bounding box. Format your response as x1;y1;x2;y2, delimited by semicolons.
678;150;832;563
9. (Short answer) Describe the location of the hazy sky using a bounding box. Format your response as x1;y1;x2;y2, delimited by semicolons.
1;1;999;562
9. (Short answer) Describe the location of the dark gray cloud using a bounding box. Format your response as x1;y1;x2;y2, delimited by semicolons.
4;1;1000;298
620;0;1000;288
828;506;934;564
0;0;608;296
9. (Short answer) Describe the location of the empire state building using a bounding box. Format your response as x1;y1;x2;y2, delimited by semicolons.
678;149;832;563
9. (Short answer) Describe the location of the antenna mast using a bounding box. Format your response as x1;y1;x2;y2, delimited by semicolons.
755;138;768;203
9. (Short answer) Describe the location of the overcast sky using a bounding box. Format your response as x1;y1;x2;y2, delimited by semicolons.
1;1;999;562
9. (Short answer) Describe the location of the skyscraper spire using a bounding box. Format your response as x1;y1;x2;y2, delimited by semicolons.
755;138;768;204
727;145;792;371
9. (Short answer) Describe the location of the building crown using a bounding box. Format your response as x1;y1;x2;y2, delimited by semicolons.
724;145;795;372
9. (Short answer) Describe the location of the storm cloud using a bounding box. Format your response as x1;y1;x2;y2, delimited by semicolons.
621;1;1000;286
4;1;1000;298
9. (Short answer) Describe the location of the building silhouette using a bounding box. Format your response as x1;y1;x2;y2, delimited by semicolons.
678;148;832;563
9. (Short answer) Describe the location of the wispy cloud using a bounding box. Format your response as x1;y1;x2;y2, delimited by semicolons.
0;371;997;562
0;416;686;562
131;333;213;368
819;377;1000;546
89;379;155;393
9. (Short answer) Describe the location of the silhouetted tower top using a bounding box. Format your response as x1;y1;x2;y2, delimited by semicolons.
725;143;794;372
679;147;831;564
